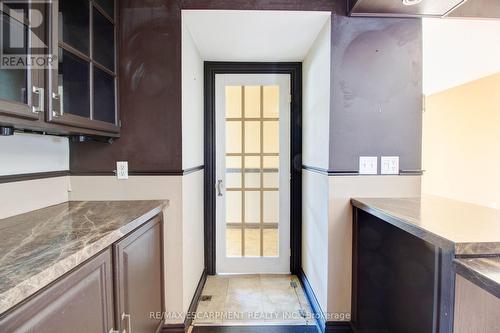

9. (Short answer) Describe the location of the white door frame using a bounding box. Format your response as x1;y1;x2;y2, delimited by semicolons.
215;73;291;274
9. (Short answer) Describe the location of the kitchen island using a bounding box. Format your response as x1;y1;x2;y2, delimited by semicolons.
351;196;500;333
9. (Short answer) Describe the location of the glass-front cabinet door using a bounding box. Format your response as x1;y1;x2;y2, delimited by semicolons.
47;0;118;133
0;1;46;122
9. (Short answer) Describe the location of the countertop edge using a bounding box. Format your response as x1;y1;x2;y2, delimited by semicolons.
351;198;455;251
454;259;500;299
0;201;166;317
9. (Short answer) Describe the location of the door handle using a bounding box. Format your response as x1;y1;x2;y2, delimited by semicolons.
217;180;223;197
109;329;120;333
122;313;132;333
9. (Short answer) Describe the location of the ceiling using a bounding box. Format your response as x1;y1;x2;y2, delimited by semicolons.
182;10;331;62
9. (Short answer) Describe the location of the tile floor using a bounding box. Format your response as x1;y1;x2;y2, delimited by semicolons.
193;275;314;326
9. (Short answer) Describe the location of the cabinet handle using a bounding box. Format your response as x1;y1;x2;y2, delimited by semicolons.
32;86;44;113
109;329;120;333
122;313;132;333
52;92;62;117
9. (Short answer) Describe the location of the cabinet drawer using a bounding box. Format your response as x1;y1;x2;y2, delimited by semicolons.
0;249;115;333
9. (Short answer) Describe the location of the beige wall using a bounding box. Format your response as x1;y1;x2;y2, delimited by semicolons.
302;18;331;169
302;170;329;313
182;16;204;169
327;175;421;317
301;16;332;314
180;13;206;315
181;171;205;311
0;132;70;219
0;177;70;219
0;133;69;176
422;73;500;208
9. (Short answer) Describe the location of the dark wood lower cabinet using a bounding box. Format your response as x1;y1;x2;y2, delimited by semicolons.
0;249;115;333
0;215;164;333
352;208;455;333
114;216;164;333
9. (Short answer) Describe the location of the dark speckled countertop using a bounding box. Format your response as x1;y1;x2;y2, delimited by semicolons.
352;195;500;298
0;200;167;316
352;196;500;255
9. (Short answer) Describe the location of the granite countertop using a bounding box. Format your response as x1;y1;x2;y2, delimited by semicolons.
454;258;500;299
351;196;500;255
0;200;167;316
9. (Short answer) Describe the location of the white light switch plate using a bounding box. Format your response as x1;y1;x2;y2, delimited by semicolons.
381;156;399;175
359;156;378;175
116;161;128;180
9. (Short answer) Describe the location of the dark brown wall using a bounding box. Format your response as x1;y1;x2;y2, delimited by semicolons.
70;0;182;174
70;0;423;174
330;17;423;172
181;0;339;11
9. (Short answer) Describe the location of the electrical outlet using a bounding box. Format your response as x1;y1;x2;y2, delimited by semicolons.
116;161;128;180
381;156;399;175
359;156;378;175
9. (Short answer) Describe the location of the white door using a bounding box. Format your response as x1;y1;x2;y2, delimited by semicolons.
215;74;291;274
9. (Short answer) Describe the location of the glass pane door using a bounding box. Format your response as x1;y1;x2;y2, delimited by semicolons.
0;4;38;119
216;74;290;274
225;85;281;258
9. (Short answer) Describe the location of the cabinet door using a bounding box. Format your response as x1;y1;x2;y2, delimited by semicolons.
0;2;46;123
0;249;115;333
114;216;164;333
46;0;119;134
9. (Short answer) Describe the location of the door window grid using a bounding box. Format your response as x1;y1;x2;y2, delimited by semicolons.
225;85;280;258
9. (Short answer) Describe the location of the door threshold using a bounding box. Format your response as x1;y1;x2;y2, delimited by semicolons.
191;325;318;333
193;321;312;326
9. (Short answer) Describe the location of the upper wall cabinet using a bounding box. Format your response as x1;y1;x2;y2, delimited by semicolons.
0;2;46;123
0;0;118;137
47;0;119;134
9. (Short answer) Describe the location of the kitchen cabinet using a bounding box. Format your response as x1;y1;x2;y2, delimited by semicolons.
0;0;119;137
0;249;115;333
114;216;164;333
46;0;119;134
0;215;164;333
0;2;46;123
